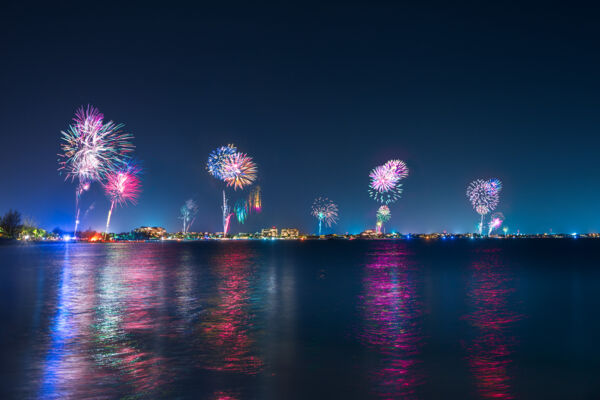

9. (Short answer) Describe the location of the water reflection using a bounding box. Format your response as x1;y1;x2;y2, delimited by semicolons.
39;246;97;399
94;245;174;394
33;243;268;398
358;242;424;399
197;248;263;374
39;244;177;398
464;248;522;399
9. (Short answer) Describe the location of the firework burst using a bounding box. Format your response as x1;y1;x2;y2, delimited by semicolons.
467;178;501;234
311;197;339;235
222;152;257;190
207;144;237;179
104;162;142;206
103;161;142;235
59;106;134;182
368;159;409;204
58;105;134;237
376;205;391;223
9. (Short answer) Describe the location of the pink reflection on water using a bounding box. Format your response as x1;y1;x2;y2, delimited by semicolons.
198;248;263;374
464;248;522;399
89;245;175;395
358;242;424;399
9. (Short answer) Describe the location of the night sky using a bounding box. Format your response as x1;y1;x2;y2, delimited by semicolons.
2;1;600;234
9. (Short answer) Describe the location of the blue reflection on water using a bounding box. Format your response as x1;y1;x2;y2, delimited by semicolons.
39;246;76;398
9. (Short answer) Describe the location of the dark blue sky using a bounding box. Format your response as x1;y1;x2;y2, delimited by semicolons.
1;1;600;234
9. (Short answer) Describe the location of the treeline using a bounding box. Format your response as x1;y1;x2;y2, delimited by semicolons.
0;209;52;240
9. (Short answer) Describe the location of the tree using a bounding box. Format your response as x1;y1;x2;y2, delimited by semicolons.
0;209;22;239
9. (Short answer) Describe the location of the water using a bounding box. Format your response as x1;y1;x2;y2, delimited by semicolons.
1;239;599;399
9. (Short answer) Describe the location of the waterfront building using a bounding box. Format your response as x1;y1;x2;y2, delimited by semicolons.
261;227;278;238
280;228;299;238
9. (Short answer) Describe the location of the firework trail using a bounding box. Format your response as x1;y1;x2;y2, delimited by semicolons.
467;179;501;234
369;160;409;204
82;201;95;220
235;200;248;224
488;212;505;235
207;144;237;179
221;191;234;236
58;105;134;237
73;181;90;236
103;161;142;237
222;152;257;190
376;205;391;233
180;199;199;234
311;197;339;235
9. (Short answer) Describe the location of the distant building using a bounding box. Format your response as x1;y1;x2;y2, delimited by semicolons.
261;227;278;238
360;229;379;238
280;228;299;238
134;226;166;239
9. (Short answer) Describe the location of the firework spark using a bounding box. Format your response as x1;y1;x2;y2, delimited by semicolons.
222;152;257;190
207;144;237;180
311;197;339;235
103;161;142;235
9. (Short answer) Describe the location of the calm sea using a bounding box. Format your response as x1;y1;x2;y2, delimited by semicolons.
1;240;599;399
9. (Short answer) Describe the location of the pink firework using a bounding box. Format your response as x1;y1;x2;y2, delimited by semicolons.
103;162;142;235
384;159;409;180
104;164;142;206
74;105;104;136
369;164;399;192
